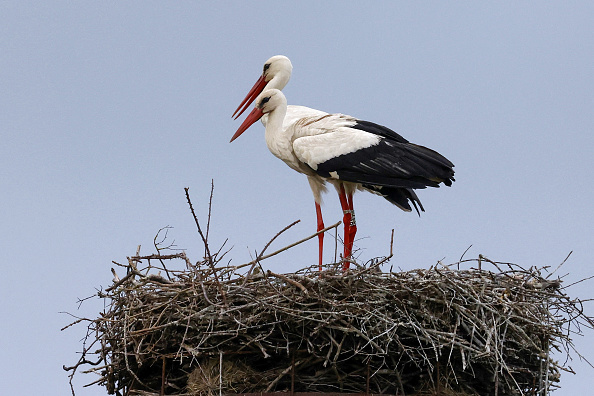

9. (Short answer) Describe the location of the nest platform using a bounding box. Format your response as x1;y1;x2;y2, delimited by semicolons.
64;250;592;396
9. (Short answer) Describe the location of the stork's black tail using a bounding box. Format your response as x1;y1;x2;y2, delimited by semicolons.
363;185;425;215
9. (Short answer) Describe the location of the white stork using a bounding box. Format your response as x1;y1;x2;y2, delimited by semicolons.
231;57;455;271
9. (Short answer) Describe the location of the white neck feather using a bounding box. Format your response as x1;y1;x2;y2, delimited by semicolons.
265;72;290;92
264;97;289;158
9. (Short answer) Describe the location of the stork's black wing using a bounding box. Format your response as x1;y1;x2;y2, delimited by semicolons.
313;119;454;189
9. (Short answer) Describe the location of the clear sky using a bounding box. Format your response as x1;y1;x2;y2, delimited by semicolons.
1;2;593;395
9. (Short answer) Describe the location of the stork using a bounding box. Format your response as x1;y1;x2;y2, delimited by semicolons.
231;80;454;271
232;56;333;270
231;57;455;271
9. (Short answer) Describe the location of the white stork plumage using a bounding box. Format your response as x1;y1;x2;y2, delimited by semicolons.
231;56;455;271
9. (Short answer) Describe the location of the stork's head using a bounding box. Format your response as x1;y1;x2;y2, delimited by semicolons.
255;88;287;114
232;55;292;119
262;55;292;85
230;89;286;142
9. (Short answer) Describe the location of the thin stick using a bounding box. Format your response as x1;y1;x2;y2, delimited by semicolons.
265;360;303;392
234;221;341;270
259;219;301;259
546;251;572;279
160;356;166;396
562;274;594;290
390;228;394;256
358;229;394;275
185;187;227;306
105;268;142;292
366;358;370;394
219;351;223;396
334;224;338;264
185;187;213;264
459;244;473;270
267;270;308;294
291;352;295;396
206;179;214;245
153;227;173;281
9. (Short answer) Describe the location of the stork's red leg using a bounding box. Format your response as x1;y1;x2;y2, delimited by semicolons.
315;202;324;272
338;186;354;271
346;191;357;266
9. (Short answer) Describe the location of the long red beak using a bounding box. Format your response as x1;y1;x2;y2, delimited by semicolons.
232;75;267;119
230;107;264;142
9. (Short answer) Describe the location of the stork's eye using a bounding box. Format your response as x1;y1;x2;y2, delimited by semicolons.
263;63;271;74
260;96;271;106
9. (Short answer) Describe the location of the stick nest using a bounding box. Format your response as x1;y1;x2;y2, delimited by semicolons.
65;251;593;396
63;187;593;395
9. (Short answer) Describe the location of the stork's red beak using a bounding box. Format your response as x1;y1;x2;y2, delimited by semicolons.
230;107;264;142
232;75;267;119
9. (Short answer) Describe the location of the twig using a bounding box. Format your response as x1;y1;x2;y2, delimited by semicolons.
185;187;227;306
547;251;573;279
259;219;301;259
185;187;213;265
206;179;214;247
459;244;473;269
234;221;341;270
562;274;594;290
265;359;304;392
266;270;308;294
105;268;142;292
160;356;166;396
390;228;394;256
153;227;174;281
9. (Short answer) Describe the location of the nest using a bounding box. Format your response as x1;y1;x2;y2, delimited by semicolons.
63;188;593;395
64;249;594;396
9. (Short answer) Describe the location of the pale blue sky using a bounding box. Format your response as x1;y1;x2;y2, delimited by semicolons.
1;2;593;395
